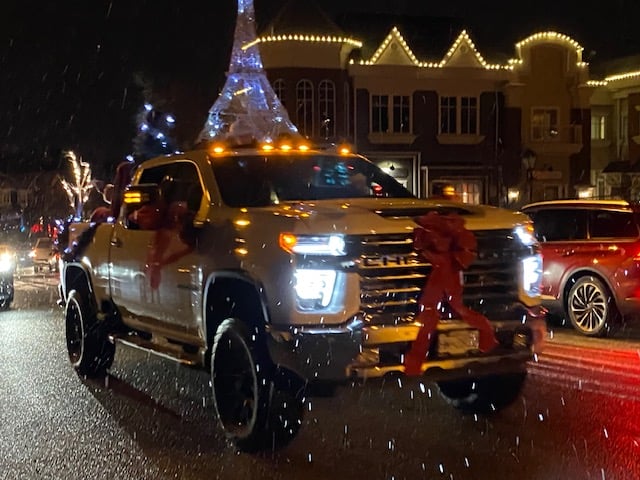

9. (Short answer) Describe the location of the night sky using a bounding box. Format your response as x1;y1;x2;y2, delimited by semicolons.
1;0;639;180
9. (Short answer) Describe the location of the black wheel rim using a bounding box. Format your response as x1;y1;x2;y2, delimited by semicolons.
213;332;259;437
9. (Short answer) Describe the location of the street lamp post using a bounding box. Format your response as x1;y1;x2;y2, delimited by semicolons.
522;149;537;203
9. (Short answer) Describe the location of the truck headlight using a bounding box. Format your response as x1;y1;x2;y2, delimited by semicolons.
294;269;337;310
280;233;346;256
522;254;542;297
514;223;537;246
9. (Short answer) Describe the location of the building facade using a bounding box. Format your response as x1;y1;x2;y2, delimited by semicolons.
258;4;595;207
590;67;640;200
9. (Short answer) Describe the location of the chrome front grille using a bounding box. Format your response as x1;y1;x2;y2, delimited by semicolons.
350;229;528;325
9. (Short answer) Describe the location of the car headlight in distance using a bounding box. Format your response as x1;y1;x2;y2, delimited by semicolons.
522;254;542;297
514;223;537;246
294;269;337;310
279;233;346;256
0;253;14;273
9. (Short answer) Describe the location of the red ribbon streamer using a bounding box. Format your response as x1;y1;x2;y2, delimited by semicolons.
404;211;499;376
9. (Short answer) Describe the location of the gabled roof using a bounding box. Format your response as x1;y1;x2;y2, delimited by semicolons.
334;12;467;60
360;27;508;70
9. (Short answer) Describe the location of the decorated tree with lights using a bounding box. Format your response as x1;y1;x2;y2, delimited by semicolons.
59;151;93;220
132;102;178;161
197;0;300;144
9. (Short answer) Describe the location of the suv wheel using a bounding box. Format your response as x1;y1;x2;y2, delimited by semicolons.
437;372;527;413
65;290;115;377
566;276;616;337
211;318;305;452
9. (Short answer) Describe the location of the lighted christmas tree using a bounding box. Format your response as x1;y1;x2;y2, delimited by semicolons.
132;102;178;161
197;0;300;144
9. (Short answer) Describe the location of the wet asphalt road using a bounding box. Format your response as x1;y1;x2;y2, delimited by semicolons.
1;275;640;480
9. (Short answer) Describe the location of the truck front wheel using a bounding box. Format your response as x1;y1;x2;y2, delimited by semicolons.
211;318;305;452
437;372;527;413
65;290;115;377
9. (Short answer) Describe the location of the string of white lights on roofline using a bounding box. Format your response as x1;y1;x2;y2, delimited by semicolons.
255;27;640;84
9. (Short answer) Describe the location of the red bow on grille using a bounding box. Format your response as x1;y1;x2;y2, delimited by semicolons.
404;211;499;376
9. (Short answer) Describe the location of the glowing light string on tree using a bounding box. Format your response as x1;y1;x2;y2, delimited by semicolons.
59;151;93;220
197;0;300;144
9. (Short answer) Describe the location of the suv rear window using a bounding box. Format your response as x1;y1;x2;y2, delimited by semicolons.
527;207;639;241
589;210;638;238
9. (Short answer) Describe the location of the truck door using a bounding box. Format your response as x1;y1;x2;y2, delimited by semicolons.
109;162;205;344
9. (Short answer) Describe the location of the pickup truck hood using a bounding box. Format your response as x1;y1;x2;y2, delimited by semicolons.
260;198;530;235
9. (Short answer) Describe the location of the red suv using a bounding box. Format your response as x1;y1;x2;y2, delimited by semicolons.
521;200;640;336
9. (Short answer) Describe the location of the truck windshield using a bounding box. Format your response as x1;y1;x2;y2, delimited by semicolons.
211;154;414;207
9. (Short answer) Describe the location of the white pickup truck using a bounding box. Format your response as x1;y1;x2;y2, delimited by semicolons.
59;142;545;452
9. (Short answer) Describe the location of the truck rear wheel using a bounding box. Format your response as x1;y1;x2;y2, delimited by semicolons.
65;290;115;377
437;372;526;413
211;318;305;452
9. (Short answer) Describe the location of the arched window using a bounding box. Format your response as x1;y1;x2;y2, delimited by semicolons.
273;79;286;108
296;80;314;137
318;80;335;139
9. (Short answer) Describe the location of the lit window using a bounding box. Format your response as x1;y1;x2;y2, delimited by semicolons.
591;115;606;140
531;108;558;141
457;181;481;204
431;180;482;204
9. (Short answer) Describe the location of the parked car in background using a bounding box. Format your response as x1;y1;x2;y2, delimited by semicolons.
0;244;15;310
14;242;34;270
521;199;640;336
30;236;58;273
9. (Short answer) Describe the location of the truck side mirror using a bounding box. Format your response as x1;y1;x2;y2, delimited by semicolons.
122;184;162;230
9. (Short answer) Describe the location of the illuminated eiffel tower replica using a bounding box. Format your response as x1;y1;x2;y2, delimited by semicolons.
197;0;300;144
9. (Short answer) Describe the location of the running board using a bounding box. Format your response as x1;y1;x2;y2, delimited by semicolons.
109;333;201;366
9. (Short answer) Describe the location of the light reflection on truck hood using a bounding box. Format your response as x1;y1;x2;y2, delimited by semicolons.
258;198;531;234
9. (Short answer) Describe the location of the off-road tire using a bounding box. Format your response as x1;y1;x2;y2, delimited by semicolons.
566;275;617;337
211;318;305;452
65;290;115;377
437;372;527;413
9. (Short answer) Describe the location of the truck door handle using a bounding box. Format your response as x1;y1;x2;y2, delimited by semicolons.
110;237;122;247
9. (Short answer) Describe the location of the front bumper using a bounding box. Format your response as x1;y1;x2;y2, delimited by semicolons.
267;308;547;382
